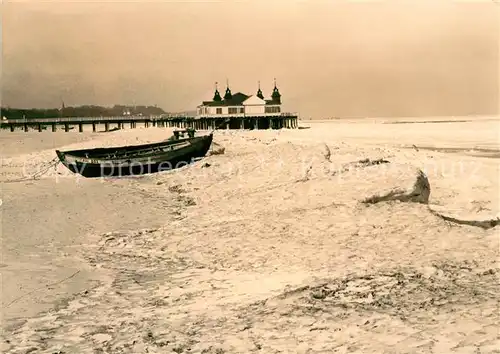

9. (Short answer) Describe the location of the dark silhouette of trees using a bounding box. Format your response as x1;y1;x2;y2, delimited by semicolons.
0;105;167;119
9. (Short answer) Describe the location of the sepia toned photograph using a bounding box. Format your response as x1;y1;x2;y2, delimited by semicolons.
1;0;499;353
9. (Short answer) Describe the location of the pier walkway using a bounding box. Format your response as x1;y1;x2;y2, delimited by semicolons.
0;114;299;132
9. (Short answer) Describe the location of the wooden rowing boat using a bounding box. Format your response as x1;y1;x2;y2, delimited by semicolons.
55;132;213;178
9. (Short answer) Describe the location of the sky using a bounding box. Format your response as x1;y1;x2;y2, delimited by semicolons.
2;0;499;118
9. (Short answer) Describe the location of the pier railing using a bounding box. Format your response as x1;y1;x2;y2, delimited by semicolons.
1;115;167;124
194;112;298;119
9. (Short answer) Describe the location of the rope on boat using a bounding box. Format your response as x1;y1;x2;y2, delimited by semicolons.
3;157;61;183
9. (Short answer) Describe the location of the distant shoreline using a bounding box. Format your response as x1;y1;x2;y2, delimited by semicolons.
303;115;499;123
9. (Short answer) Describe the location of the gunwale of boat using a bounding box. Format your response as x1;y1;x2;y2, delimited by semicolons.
76;140;193;162
68;134;200;153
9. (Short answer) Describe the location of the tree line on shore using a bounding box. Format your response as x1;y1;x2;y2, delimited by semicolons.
1;105;167;119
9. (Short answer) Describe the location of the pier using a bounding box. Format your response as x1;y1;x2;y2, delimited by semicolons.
0;114;299;133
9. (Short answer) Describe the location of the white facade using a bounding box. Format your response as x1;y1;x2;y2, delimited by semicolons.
197;106;245;116
196;94;281;118
242;95;266;114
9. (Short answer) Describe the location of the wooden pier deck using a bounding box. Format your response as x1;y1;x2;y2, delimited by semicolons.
0;114;299;132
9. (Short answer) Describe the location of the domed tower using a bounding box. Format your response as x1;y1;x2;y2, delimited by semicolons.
223;79;233;100
256;81;264;100
213;82;222;102
271;78;281;104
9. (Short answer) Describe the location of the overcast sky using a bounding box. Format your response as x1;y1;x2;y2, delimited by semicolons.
2;0;499;118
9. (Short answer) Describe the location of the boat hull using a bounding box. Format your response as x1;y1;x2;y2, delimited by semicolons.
56;134;213;178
